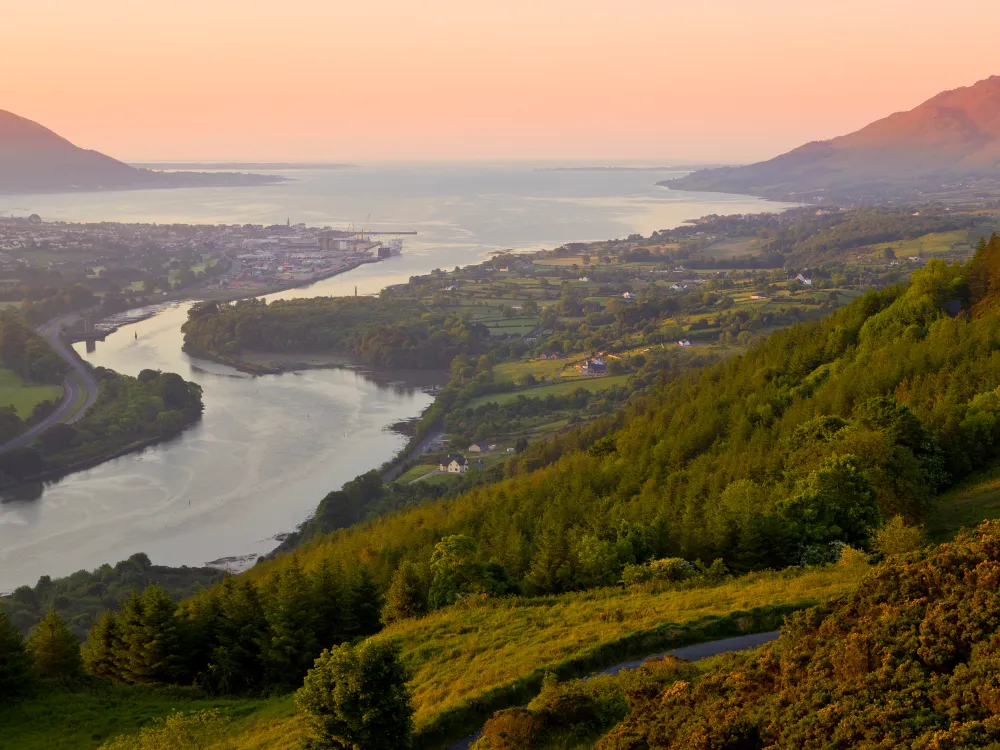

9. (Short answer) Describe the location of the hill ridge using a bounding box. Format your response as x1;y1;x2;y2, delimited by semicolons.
670;74;1000;200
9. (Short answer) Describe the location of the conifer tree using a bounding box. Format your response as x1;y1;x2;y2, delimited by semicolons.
27;609;82;681
311;559;347;650
264;558;320;688
347;566;382;638
0;608;34;698
381;562;426;625
82;610;119;678
524;528;574;594
202;577;269;695
112;589;145;681
114;585;185;684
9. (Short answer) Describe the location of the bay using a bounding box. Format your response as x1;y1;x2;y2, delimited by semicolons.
0;163;795;591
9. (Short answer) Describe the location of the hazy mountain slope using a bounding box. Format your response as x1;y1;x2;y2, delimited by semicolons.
670;75;1000;200
0;110;282;194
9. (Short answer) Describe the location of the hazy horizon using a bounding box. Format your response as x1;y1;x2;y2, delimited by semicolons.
6;0;1000;164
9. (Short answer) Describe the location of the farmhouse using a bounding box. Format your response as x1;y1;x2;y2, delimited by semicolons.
439;456;469;473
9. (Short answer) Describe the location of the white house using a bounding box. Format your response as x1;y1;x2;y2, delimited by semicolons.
439;456;468;473
795;274;813;286
678;339;692;347
467;442;492;453
622;292;635;300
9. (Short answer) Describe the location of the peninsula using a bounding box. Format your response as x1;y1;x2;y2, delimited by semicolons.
0;110;285;195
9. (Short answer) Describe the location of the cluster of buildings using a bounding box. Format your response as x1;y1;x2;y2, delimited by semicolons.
0;216;405;288
229;232;396;289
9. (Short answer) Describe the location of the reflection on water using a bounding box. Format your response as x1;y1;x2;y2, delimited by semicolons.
0;301;443;591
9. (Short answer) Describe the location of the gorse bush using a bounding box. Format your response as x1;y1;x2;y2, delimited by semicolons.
598;518;1000;749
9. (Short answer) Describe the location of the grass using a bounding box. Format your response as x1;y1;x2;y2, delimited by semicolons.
466;375;631;409
0;681;263;750
385;558;869;736
396;463;439;484
0;367;63;418
701;237;760;260
927;465;1000;542
493;357;578;383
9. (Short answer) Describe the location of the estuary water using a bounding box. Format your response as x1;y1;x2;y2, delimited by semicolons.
0;163;795;591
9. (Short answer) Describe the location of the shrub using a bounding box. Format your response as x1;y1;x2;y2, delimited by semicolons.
474;708;543;749
98;710;230;750
296;638;413;750
621;557;697;586
874;515;923;556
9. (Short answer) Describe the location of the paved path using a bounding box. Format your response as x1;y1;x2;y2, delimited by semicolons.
447;630;780;750
381;423;444;483
0;313;100;455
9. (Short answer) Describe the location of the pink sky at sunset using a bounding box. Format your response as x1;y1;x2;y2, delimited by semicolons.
4;0;999;163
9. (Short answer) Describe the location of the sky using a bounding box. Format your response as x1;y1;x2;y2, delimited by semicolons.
4;0;1000;163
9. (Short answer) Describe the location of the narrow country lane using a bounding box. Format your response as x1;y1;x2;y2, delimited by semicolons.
447;630;781;750
0;312;100;455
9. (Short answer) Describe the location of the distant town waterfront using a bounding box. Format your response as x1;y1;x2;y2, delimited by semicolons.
0;163;797;591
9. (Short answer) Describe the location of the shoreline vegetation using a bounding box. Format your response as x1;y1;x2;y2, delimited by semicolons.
0;366;204;490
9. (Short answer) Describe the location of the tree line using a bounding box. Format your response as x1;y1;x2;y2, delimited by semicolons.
181;296;493;369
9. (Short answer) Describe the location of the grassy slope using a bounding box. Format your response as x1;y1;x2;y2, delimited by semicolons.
36;562;866;750
0;682;261;750
392;560;867;734
0;367;63;417
466;375;631;409
927;464;1000;541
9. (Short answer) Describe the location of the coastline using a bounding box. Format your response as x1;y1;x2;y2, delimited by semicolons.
0;413;203;492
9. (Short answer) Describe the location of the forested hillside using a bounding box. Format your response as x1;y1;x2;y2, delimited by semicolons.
181;296;491;368
269;236;1000;592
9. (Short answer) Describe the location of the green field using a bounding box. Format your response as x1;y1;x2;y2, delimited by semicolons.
0;682;262;750
493;356;578;383
467;374;631;409
701;237;761;260
396;463;440;484
0;368;63;418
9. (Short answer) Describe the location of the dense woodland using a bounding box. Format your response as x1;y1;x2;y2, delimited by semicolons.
0;553;224;638
182;297;492;368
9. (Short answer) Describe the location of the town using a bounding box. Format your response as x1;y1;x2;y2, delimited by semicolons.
0;215;409;316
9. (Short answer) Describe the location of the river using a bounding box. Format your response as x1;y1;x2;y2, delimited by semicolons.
0;163;796;591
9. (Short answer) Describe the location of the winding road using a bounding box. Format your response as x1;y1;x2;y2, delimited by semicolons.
447;630;781;750
0;313;99;455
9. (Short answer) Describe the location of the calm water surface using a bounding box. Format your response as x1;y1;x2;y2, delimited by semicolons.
0;164;795;590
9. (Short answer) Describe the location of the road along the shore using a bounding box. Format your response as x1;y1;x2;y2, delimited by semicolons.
447;630;781;750
0;313;100;455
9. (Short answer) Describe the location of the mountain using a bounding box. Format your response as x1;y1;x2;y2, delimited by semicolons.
670;75;1000;200
0;110;283;194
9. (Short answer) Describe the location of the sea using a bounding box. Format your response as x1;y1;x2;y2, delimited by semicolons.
0;162;796;592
